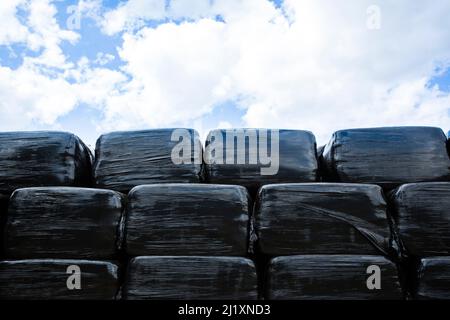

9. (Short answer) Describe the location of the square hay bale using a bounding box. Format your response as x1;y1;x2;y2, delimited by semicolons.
0;131;92;194
266;255;403;300
124;256;258;300
390;182;450;257
4;187;124;259
125;184;250;256
322;127;450;189
93;129;202;193
255;183;392;256
0;259;119;300
416;257;450;300
204;129;318;191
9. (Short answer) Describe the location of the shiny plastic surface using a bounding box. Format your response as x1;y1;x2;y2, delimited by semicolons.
94;129;202;193
255;183;393;256
416;257;450;300
0;131;92;194
125;184;250;256
266;255;403;300
123;256;258;300
4;187;124;259
0;194;8;256
390;182;450;257
204;129;318;190
0;259;119;300
322;127;450;189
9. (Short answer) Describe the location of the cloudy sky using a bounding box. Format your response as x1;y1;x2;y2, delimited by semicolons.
1;0;449;147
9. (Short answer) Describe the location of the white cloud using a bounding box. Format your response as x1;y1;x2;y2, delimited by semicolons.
0;58;126;131
100;0;223;36
94;0;450;143
1;0;450;146
0;63;76;129
168;0;216;20
0;0;29;45
71;59;128;108
97;18;236;132
75;0;104;22
236;0;450;143
0;0;78;130
101;0;167;35
0;0;79;67
217;121;233;129
0;0;124;134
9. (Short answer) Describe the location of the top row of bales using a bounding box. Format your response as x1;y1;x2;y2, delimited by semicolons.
0;127;449;195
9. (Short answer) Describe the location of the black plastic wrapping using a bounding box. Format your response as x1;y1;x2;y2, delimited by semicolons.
0;193;7;218
0;259;119;300
0;194;8;214
266;255;403;300
390;182;450;257
255;183;392;256
123;256;258;300
204;129;318;191
447;131;450;157
4;187;124;259
322;127;450;189
125;184;250;256
415;257;450;300
94;129;202;193
317;145;326;182
0;194;8;256
317;145;325;158
0;131;92;194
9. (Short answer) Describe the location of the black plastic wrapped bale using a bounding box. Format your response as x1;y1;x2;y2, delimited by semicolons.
390;182;450;257
415;257;450;300
126;184;249;256
124;256;258;300
255;183;392;256
4;187;124;259
266;255;403;300
0;259;119;300
204;129;318;191
0;131;92;194
94;129;202;193
322;127;450;189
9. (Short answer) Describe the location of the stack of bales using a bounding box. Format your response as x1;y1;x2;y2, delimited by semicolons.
0;126;449;300
0;132;120;300
94;129;257;300
321;127;450;300
205;128;404;300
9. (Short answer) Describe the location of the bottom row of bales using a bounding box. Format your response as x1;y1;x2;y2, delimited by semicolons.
1;255;448;300
0;256;402;300
0;182;450;300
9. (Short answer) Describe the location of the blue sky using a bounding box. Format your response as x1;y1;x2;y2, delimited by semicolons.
429;68;450;92
1;0;450;147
